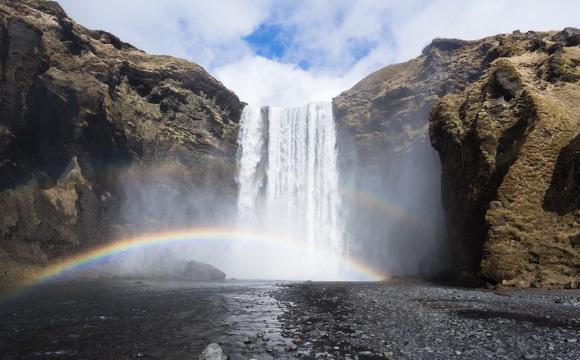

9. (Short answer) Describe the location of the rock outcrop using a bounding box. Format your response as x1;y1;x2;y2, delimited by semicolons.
0;0;242;280
335;29;579;288
431;29;580;288
183;260;226;281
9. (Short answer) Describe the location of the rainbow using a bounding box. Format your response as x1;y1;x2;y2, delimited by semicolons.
339;186;426;229
5;227;388;298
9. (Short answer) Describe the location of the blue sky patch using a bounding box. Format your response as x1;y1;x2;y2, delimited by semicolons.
244;23;288;61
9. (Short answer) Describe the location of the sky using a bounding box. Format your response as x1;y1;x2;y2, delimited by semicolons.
57;0;579;106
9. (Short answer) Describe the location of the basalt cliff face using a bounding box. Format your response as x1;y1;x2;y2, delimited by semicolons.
0;0;242;280
335;29;580;288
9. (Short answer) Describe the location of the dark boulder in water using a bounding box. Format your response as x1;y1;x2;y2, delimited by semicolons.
183;260;226;281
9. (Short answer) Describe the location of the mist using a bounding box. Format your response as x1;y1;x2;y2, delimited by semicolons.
81;100;448;282
86;160;237;279
339;137;448;279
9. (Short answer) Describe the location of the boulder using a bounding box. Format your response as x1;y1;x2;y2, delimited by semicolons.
183;260;226;281
199;343;226;360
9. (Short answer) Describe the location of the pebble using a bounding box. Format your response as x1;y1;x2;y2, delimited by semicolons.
523;353;538;360
273;282;580;360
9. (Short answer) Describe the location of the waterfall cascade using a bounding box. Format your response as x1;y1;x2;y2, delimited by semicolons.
235;102;348;279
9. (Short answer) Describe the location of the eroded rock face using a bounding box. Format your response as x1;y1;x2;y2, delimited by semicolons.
430;30;580;288
335;29;580;287
0;0;242;280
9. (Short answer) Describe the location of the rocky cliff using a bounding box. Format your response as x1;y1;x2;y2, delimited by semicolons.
0;0;243;280
431;29;580;288
335;29;580;288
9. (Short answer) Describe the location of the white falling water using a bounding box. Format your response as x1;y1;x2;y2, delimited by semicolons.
233;102;349;280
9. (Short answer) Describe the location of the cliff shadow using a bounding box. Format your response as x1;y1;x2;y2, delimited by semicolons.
543;133;580;215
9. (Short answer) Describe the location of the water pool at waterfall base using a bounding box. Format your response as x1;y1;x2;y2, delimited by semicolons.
1;279;579;360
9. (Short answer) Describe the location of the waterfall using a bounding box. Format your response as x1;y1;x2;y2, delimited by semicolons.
235;102;347;279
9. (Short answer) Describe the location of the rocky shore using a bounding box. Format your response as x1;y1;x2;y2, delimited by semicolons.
273;281;580;360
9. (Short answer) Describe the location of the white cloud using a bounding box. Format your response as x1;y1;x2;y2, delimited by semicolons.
57;0;580;106
391;0;580;62
214;56;345;106
214;43;395;106
57;0;271;67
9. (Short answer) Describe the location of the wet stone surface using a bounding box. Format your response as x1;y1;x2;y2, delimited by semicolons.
1;280;579;359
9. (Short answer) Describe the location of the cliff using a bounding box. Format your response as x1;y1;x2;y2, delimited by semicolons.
0;0;243;280
430;29;580;288
335;29;580;288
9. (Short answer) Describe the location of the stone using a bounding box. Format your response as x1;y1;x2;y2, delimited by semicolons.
523;353;538;360
199;343;225;360
286;343;298;352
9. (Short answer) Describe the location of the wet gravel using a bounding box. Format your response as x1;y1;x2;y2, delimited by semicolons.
273;281;580;360
0;279;579;359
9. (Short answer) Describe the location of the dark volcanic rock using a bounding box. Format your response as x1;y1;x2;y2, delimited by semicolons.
0;0;242;281
183;260;226;281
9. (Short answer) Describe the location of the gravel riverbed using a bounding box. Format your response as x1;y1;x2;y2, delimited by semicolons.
273;282;580;360
0;280;578;359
